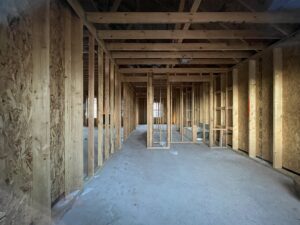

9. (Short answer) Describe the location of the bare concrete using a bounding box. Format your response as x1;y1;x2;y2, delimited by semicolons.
58;125;300;225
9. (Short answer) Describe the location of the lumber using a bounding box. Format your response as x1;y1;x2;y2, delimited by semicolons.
209;73;214;147
104;55;110;160
98;46;104;166
87;12;300;24
112;51;252;59
147;73;153;148
232;68;239;150
110;61;115;154
98;30;282;40
273;48;283;169
106;42;266;51
118;67;229;74
248;59;256;158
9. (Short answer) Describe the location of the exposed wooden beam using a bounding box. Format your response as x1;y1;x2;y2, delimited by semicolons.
119;67;228;74
169;75;210;82
121;75;211;82
115;58;239;65
112;51;252;59
248;59;256;158
232;68;239;151
88;12;300;24
106;42;266;51
174;0;185;30
147;74;153;148
98;30;282;40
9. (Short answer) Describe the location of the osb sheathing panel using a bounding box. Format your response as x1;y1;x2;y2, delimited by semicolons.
256;50;273;162
0;2;33;224
237;62;248;152
49;0;65;203
283;46;300;174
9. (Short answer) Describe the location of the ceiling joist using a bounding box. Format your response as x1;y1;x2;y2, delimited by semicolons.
118;67;228;74
87;12;300;24
98;30;283;40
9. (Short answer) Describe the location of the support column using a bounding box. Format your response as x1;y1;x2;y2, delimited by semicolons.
167;77;171;146
202;83;206;142
147;73;153;148
232;68;239;150
115;73;121;150
123;83;128;140
32;0;51;223
110;61;115;154
273;48;283;169
97;46;104;167
104;56;110;159
192;83;197;143
248;60;256;158
87;33;94;177
135;96;139;128
180;86;184;142
209;74;214;147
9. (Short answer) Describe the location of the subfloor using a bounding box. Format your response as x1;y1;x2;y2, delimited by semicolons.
59;125;300;225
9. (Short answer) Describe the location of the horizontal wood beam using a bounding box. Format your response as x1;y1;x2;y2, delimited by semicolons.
112;51;252;59
106;42;267;51
98;30;282;40
119;67;228;74
122;75;211;82
88;12;300;24
115;58;239;65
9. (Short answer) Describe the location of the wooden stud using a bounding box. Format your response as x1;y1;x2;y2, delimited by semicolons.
118;67;228;74
209;73;214;147
104;55;110;159
87;33;95;177
114;71;122;150
180;86;184;142
110;61;115;154
31;0;51;222
147;73;153;148
97;46;104;166
273;48;283;169
248;59;256;158
232;68;239;150
192;83;197;143
167;76;171;146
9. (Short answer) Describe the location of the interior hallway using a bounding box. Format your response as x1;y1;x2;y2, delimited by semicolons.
58;126;300;225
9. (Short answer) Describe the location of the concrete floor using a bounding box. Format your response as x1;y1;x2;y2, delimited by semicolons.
58;125;300;225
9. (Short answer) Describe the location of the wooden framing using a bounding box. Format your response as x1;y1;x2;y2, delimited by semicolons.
87;33;95;177
97;46;104;166
167;76;171;146
104;55;110;160
107;42;266;51
31;0;51;222
98;30;282;40
147;73;153;148
111;51;252;59
118;67;228;74
192;84;197;143
115;59;238;65
232;68;239;150
209;73;214;147
114;71;122;150
248;59;256;158
273;48;283;169
110;61;115;154
87;12;300;24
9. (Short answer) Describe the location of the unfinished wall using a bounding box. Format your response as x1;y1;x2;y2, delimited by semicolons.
282;45;300;174
237;62;249;152
50;0;65;204
256;50;273;162
138;98;147;124
0;1;33;224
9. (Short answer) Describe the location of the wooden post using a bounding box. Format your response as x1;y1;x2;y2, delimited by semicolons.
202;83;206;142
273;48;283;169
167;76;171;146
209;73;214;147
97;46;104;166
135;96;139;128
147;73;153;147
88;33;95;177
192;83;197;143
248;59;256;158
180;86;184;141
232;68;239;150
123;83;128;140
110;61;115;154
64;11;84;194
32;0;51;222
115;72;122;150
104;56;110;159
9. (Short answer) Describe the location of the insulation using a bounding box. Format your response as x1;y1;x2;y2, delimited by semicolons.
283;46;300;174
0;1;33;224
50;0;65;203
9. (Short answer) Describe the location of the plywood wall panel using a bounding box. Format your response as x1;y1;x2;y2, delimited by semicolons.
282;46;300;174
50;0;65;203
237;62;249;152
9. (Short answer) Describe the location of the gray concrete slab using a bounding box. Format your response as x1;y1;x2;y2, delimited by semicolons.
58;125;300;225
